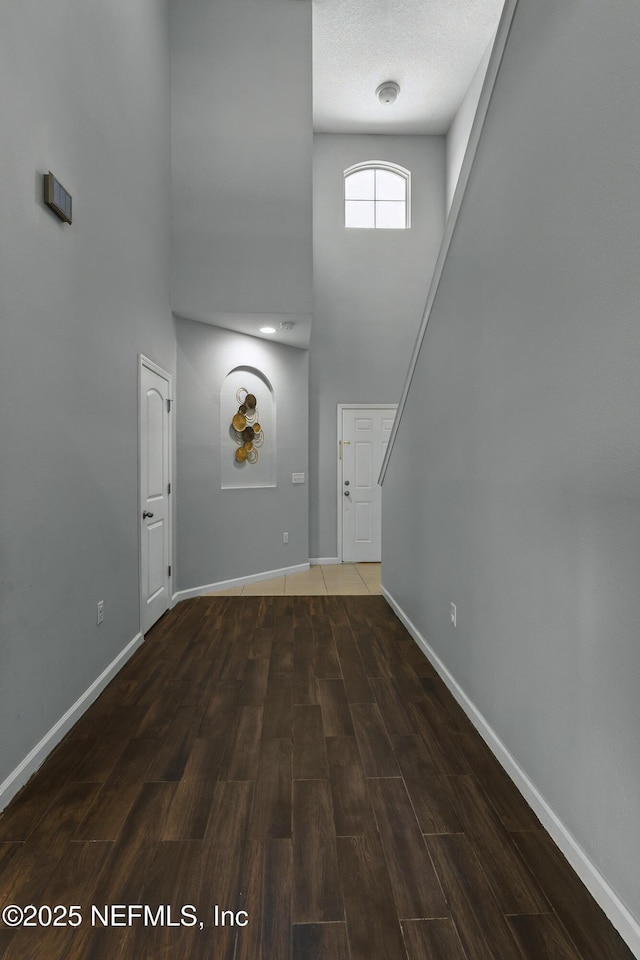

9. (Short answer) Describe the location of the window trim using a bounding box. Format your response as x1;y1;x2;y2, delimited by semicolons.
343;160;411;229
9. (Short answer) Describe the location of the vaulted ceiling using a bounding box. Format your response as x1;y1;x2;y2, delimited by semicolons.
313;0;505;135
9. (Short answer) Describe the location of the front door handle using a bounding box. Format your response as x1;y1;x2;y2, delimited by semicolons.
142;510;154;519
344;491;350;497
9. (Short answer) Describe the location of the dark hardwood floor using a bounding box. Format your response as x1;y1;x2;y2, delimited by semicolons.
0;595;635;959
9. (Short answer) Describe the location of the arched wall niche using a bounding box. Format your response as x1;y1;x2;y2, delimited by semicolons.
220;365;276;489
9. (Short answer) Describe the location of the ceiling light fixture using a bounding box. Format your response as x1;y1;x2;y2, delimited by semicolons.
260;326;276;334
376;81;400;105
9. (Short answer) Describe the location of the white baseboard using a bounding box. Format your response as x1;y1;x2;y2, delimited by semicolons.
173;562;311;602
381;585;640;960
0;631;144;814
309;557;339;565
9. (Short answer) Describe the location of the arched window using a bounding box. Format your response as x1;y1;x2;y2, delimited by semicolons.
344;161;411;229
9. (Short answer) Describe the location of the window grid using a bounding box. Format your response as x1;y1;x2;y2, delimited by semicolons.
344;162;411;230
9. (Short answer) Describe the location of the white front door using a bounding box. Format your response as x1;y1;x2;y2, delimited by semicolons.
340;406;396;562
139;357;172;634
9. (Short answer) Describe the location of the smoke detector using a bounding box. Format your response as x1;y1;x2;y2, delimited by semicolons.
280;321;295;331
376;81;400;105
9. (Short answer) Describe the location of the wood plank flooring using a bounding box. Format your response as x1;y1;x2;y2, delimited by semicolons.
0;595;635;960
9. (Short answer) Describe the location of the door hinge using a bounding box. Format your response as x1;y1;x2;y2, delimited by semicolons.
168;565;172;577
167;398;172;412
168;482;171;495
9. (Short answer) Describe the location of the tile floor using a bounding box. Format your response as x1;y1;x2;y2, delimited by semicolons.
206;563;381;597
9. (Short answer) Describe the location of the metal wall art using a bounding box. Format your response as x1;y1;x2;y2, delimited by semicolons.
231;387;264;464
221;366;275;489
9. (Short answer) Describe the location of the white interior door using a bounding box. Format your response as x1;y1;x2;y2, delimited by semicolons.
139;357;172;634
340;406;396;562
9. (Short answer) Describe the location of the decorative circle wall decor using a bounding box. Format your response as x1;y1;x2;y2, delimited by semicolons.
232;412;247;431
231;388;264;465
222;367;275;489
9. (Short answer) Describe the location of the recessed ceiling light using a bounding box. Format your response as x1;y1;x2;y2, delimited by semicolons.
260;326;276;334
376;81;400;105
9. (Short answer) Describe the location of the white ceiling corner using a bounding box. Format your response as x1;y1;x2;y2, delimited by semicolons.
313;0;505;135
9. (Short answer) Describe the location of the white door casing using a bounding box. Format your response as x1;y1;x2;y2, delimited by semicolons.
139;356;172;634
339;405;396;562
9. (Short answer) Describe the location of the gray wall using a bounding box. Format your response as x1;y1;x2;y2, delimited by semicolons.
170;0;312;323
311;134;445;559
383;0;640;929
0;2;175;788
446;34;494;214
175;318;309;590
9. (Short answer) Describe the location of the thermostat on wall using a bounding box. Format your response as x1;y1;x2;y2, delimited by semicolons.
292;473;305;484
44;171;72;223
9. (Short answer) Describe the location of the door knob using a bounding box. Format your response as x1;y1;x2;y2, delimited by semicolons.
142;510;154;519
344;491;350;497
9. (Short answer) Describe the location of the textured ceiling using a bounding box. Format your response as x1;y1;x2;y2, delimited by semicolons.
313;0;505;135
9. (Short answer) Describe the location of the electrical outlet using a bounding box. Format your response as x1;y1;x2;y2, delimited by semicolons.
283;532;289;544
97;600;104;625
450;603;456;627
